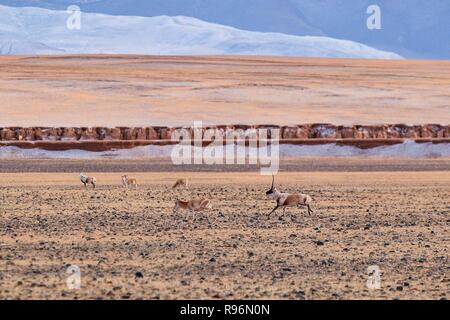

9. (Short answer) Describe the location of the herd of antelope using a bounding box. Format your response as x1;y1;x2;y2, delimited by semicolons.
80;173;314;217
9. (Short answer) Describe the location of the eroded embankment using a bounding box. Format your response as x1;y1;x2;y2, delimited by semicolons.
0;124;449;151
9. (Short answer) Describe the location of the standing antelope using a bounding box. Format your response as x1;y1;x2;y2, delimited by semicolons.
265;175;313;216
80;173;97;190
172;178;189;190
173;199;212;219
121;175;138;190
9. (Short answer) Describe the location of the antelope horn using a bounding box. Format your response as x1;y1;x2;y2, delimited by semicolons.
271;174;275;189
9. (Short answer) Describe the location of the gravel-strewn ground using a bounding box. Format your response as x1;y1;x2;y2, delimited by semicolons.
1;158;450;173
0;171;448;300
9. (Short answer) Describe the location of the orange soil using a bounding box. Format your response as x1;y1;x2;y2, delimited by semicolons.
0;55;449;127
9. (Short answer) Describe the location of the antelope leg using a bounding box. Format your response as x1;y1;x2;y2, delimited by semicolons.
268;205;280;216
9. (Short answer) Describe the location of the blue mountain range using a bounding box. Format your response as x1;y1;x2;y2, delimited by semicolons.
1;0;448;59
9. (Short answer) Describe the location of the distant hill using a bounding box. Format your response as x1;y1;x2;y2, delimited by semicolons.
0;0;448;59
0;5;401;59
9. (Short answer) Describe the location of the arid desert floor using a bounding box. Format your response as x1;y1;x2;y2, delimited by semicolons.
1;55;450;127
0;168;448;300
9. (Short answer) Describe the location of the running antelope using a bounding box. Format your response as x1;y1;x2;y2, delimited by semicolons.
80;173;97;190
265;175;313;216
172;178;189;190
121;175;138;190
173;199;212;217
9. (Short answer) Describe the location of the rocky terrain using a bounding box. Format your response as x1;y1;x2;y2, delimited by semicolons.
0;171;448;300
0;124;450;152
0;124;448;152
1;158;450;173
1;124;449;142
0;54;449;301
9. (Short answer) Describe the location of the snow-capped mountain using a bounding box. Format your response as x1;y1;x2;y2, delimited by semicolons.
0;5;401;58
1;0;447;59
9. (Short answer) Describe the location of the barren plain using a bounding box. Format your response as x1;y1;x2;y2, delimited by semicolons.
1;170;449;300
1;55;450;127
0;55;449;300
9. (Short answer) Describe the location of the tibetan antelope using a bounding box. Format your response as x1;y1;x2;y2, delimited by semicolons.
173;199;212;218
121;175;138;190
172;178;189;190
80;173;97;189
265;175;313;216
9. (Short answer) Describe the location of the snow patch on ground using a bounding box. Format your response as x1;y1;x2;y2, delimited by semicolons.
0;141;448;159
280;141;449;158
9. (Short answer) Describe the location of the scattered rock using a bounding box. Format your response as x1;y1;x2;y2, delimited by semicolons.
1;124;447;142
180;280;190;286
